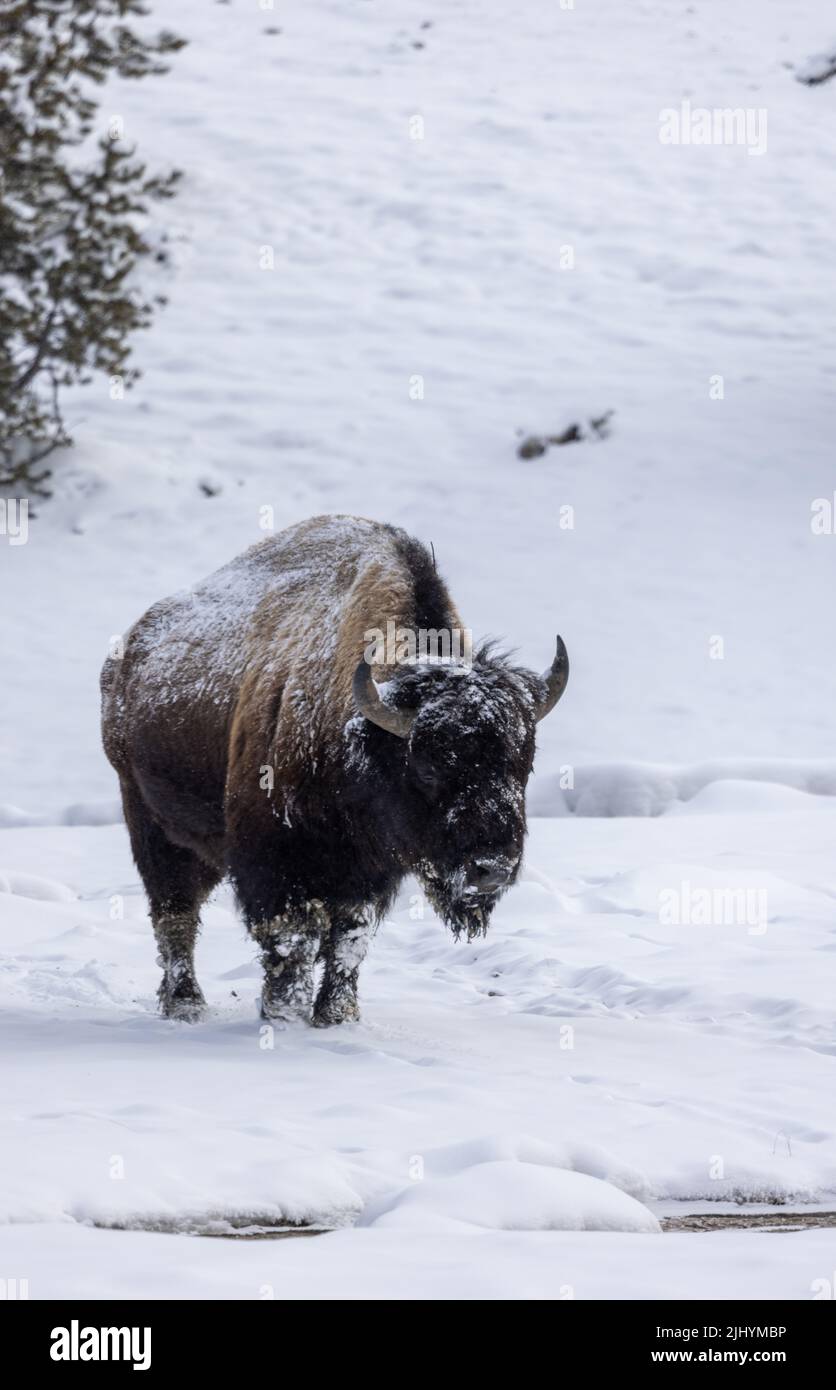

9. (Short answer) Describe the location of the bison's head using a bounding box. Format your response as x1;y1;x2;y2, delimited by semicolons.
353;639;568;938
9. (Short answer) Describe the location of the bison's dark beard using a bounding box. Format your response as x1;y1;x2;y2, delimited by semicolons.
417;865;504;941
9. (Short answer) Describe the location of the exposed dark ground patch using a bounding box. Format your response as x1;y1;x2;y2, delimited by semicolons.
94;1211;836;1239
662;1211;836;1233
92;1216;334;1239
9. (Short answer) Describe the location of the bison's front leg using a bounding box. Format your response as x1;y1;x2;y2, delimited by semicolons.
313;911;374;1027
252;902;326;1024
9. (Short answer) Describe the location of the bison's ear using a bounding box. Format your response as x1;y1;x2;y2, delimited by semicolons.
353;659;416;739
534;635;569;722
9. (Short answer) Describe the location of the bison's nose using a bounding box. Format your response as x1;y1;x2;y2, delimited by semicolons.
469;859;513;892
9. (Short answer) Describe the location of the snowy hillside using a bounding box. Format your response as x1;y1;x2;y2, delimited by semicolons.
4;0;836;817
2;0;836;1298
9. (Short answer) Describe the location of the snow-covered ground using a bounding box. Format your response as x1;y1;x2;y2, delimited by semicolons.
2;784;836;1296
3;0;836;1297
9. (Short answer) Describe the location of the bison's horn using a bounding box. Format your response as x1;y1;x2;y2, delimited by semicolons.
534;635;569;722
353;659;416;739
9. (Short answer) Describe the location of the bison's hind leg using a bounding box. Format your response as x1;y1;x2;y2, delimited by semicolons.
120;777;219;1022
313;910;375;1027
154;913;208;1023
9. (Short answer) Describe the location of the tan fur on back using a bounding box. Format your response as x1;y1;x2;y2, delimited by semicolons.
102;515;462;826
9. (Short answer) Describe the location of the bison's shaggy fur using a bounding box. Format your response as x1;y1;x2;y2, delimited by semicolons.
101;515;566;1024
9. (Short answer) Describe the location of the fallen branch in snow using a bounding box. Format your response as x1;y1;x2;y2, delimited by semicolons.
517;410;614;459
795;49;836;86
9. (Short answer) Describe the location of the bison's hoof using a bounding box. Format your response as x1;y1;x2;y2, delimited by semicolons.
313;997;361;1028
159;977;205;1023
260;997;312;1026
161;998;205;1023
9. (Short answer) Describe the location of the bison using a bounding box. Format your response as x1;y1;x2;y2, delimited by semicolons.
101;515;568;1025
